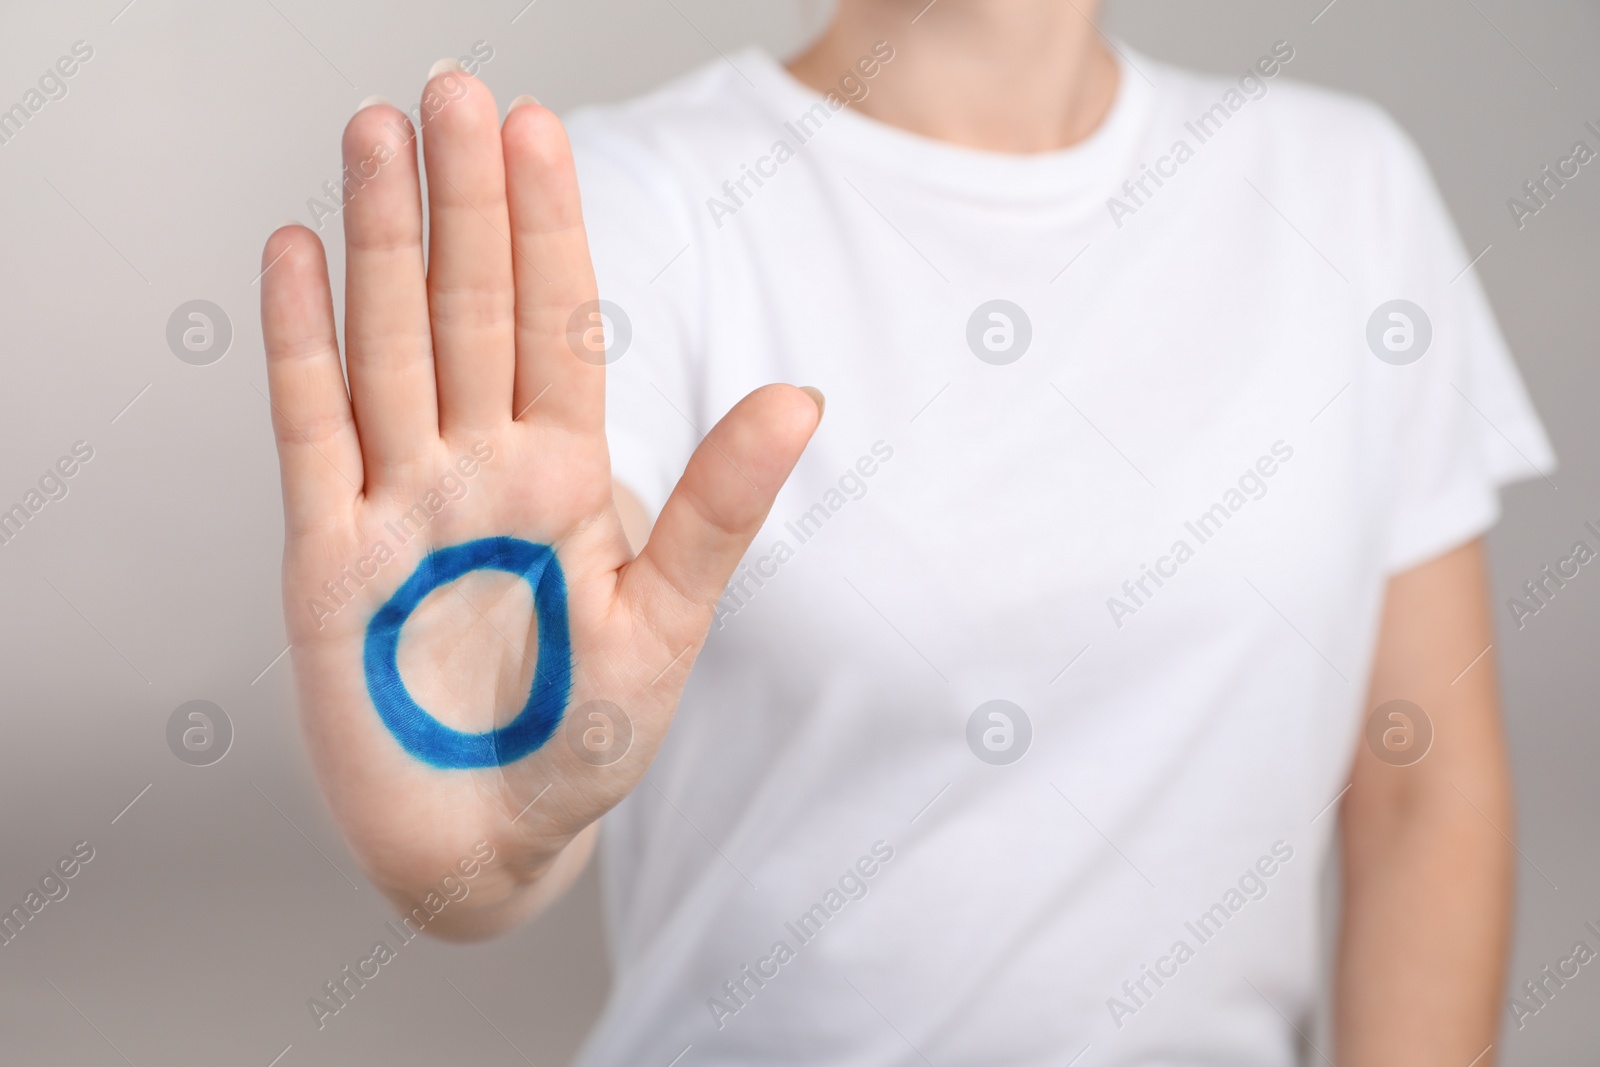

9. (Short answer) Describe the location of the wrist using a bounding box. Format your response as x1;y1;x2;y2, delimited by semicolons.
372;826;591;942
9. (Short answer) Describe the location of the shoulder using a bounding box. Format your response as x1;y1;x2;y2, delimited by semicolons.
1143;48;1433;198
1134;48;1453;274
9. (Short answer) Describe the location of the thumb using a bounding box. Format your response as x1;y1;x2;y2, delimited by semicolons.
620;383;823;639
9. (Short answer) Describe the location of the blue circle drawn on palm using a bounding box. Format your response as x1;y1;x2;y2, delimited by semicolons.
363;536;571;769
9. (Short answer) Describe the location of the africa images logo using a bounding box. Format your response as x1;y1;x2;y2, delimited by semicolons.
1106;42;1295;229
705;42;895;229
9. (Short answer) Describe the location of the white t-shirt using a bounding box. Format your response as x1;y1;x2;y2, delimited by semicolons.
565;42;1553;1067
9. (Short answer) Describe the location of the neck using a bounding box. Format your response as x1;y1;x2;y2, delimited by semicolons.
786;0;1119;153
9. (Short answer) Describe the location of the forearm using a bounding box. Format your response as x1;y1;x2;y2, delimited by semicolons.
1335;776;1512;1064
1335;538;1513;1064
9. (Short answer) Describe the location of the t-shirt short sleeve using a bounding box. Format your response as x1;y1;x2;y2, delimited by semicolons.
567;113;706;518
1363;116;1556;575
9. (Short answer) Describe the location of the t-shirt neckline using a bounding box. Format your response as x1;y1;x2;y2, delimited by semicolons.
736;42;1157;204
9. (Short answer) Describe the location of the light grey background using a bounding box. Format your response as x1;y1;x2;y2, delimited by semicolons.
0;0;1595;1063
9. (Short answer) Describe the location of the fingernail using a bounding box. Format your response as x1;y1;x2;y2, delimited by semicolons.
508;93;540;111
429;57;462;79
799;386;825;418
357;94;391;112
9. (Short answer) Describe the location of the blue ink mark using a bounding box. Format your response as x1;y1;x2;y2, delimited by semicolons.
363;536;571;769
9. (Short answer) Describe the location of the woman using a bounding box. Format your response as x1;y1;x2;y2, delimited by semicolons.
259;1;1551;1062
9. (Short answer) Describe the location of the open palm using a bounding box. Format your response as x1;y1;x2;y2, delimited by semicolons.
259;64;818;923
